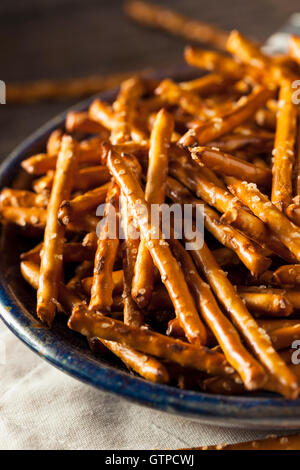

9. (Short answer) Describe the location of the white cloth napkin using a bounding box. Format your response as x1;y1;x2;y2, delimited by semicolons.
0;320;276;450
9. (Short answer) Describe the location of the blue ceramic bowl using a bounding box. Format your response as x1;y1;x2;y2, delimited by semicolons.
1;67;300;429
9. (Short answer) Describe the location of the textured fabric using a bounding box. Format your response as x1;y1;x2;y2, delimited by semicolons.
0;321;274;450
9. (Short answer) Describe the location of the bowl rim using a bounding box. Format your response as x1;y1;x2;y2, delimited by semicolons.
1;67;300;429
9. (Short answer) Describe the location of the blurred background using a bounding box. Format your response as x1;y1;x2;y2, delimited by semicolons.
0;0;299;160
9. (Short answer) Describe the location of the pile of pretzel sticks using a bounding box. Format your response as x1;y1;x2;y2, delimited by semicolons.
3;31;300;399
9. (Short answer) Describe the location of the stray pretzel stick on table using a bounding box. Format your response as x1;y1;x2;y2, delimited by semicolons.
179;85;272;147
226;177;300;262
271;79;297;211
188;239;299;398
168;238;265;390
132;109;174;308
108;149;207;346
6;69;148;104
124;0;228;50
37;135;78;325
89;183;120;312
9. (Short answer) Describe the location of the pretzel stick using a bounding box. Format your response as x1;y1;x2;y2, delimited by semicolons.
22;260;169;383
191;147;272;187
168;159;269;246
166;176;270;276
269;325;300;350
67;261;93;296
273;264;300;286
289;35;300;66
238;286;300;312
81;270;124;297
271;80;297;210
212;247;240;267
124;0;228;50
121;193;143;327
108;149;207;345
89;183;120;312
258;319;300;334
155;79;207;117
226;177;300;262
22;136;104;175
90;337;169;384
179;85;272;147
184;47;244;78
65;111;107;135
169;238;265;390
21;242;95;264
58;182;110;225
34;166;111;194
89;99;117;130
238;291;293;317
132;109;173;308
189;240;299;398
69;305;234;377
37;135;78;325
179;73;235;95
0;188;48;208
6;70;145;103
110;76;146;144
47;129;63;156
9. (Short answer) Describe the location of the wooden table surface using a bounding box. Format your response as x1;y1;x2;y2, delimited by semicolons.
0;0;299;160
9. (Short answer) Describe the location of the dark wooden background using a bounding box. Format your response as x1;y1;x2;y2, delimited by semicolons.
1;0;300;160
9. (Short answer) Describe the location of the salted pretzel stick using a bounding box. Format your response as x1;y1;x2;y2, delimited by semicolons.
226;177;300;262
37;135;78;326
21;242;95;264
81;270;124;297
155;79;207;117
58;182;110;225
179;73;235;95
65;111;107;135
255;109;276;131
169;238;265;390
189;240;299;398
89;183;120;312
0;188;48;208
89;99;116;130
269;325;300;350
47;129;63;156
179;85;272;147
67;261;93;296
6;70;144;103
289;35;300;66
34;165;111;193
184;47;244;78
111;76;146;144
22;260;168;383
166;176;270;276
191;147;272;187
22;136;104;175
69;304;234;377
238;286;300;312
121;194;143;327
90;337;169;384
124;0;228;50
273;264;300;286
108;149;207;345
271;79;297;210
238;291;293;317
207;132;274;154
168;159;268;245
132;109;174;308
184;433;300;450
227;30;296;84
